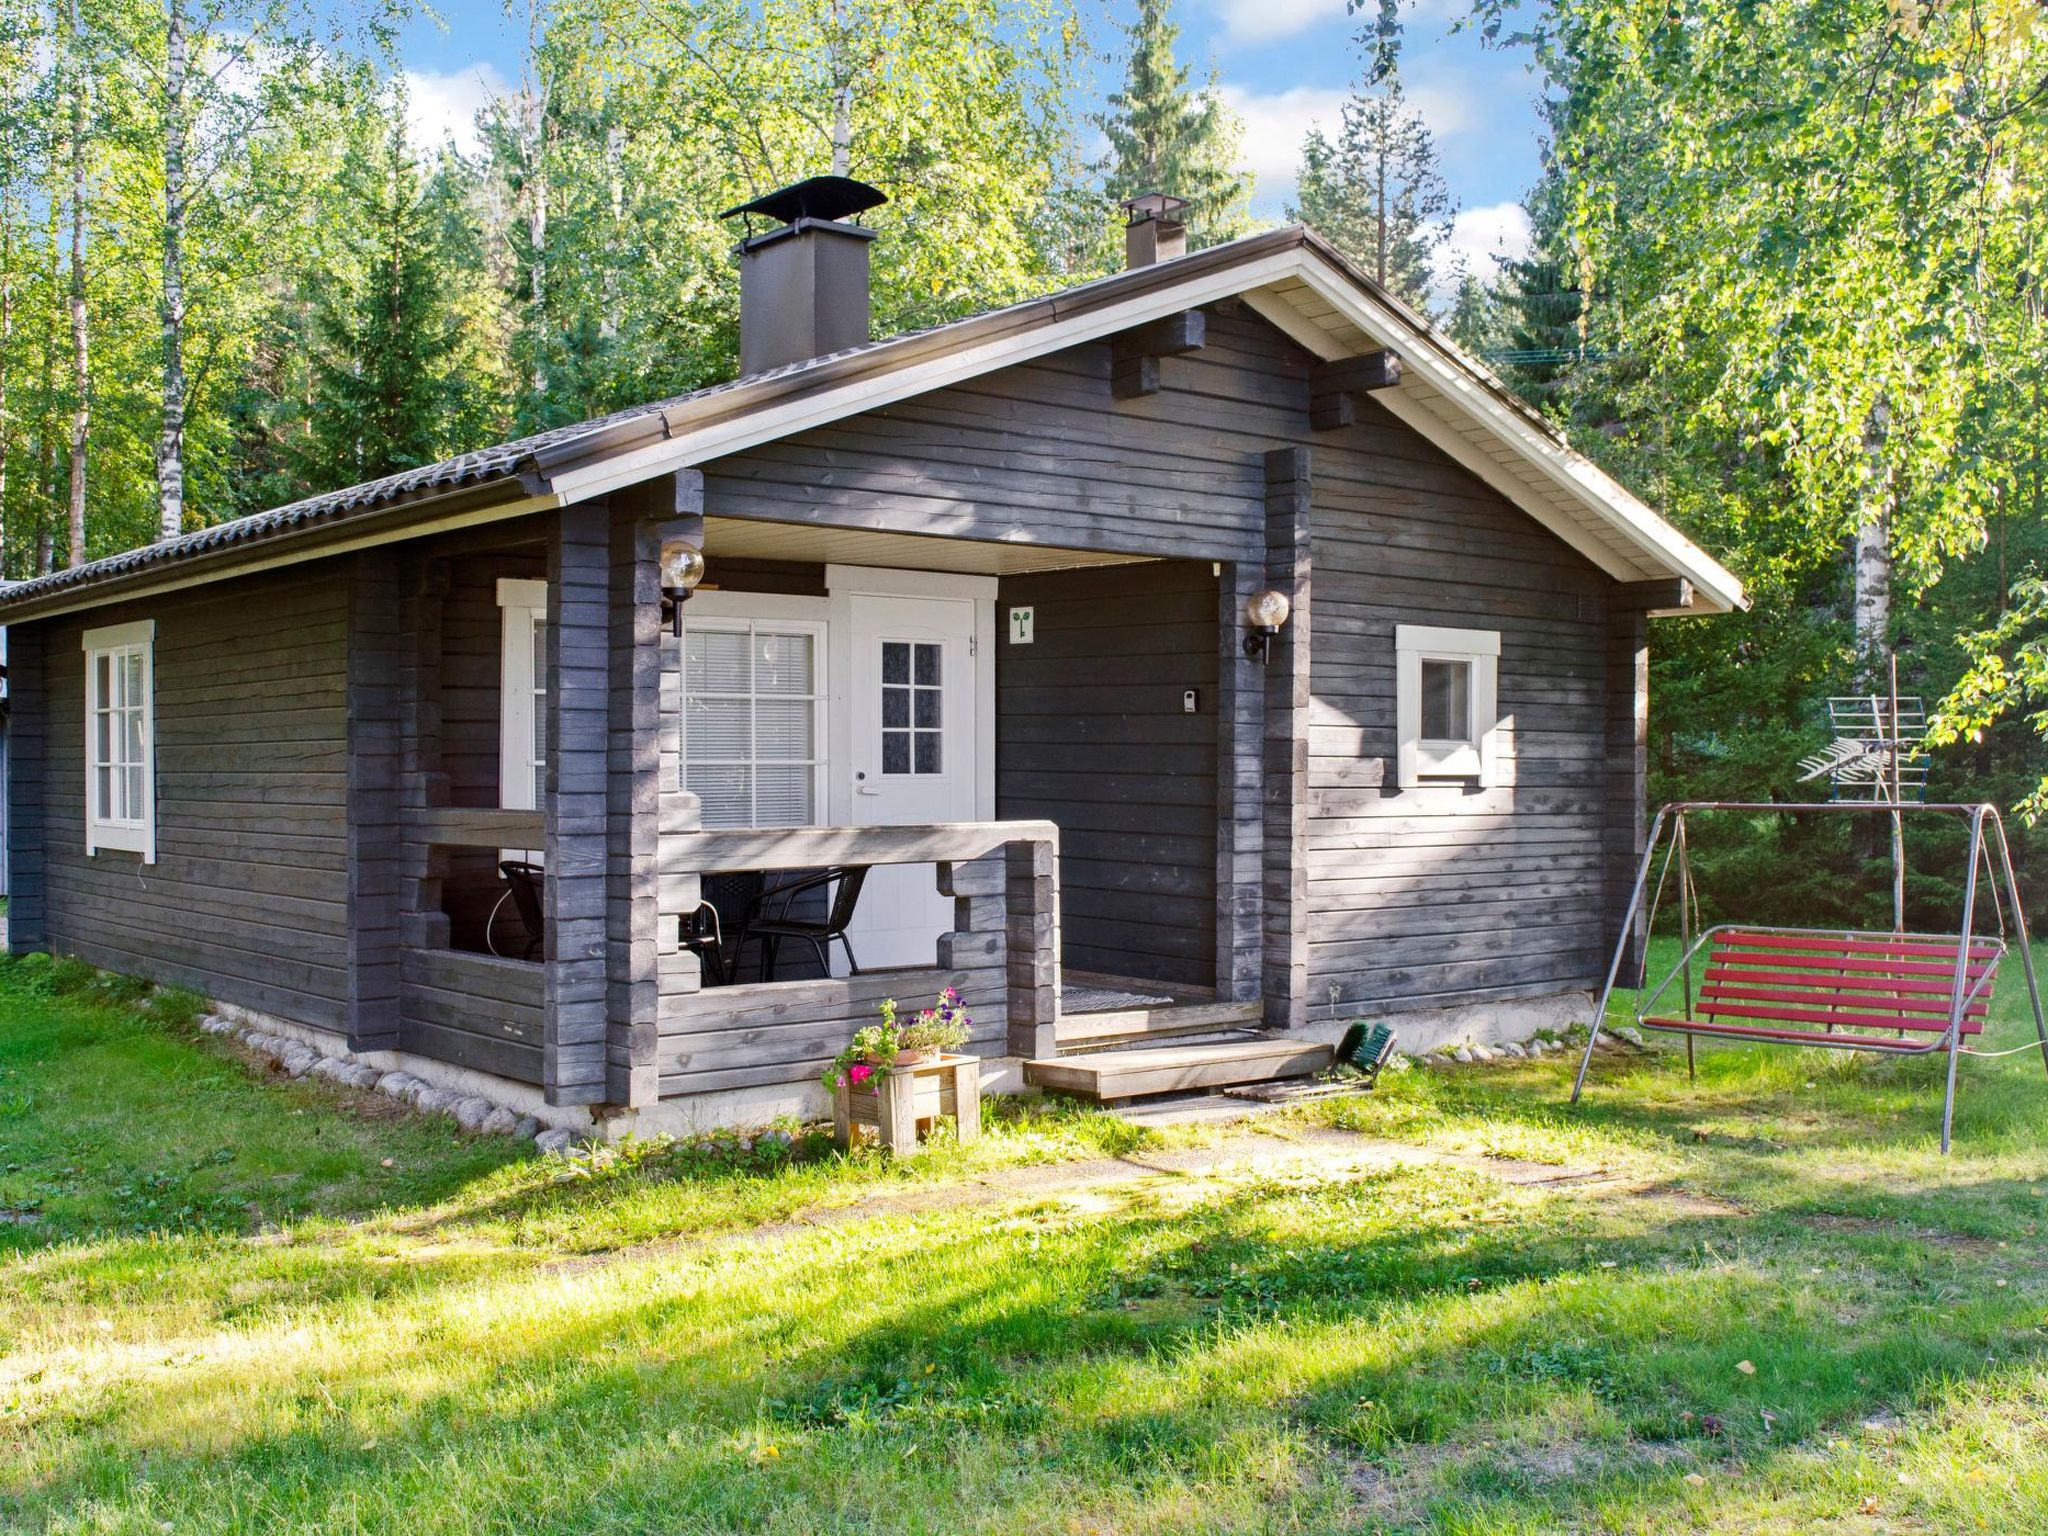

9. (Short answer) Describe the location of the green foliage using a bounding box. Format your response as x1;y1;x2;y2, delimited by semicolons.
1095;0;1253;250
299;110;500;486
1287;61;1452;309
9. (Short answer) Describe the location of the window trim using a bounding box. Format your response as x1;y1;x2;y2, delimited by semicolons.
679;614;829;830
81;618;157;862
1395;623;1500;789
497;578;547;814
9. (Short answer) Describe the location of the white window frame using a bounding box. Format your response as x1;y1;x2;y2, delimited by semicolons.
1395;623;1501;789
679;611;829;831
82;619;157;861
497;579;548;813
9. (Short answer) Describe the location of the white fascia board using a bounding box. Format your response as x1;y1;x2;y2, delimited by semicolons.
1286;262;1747;613
544;250;1309;506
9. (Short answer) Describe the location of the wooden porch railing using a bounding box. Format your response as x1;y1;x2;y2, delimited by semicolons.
657;820;1062;1088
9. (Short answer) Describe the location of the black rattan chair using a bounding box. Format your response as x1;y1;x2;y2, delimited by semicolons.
732;866;868;981
497;860;546;961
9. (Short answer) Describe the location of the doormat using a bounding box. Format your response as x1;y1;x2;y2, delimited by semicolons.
1062;984;1177;1015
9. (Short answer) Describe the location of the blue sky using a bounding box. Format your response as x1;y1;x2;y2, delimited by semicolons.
397;0;1545;278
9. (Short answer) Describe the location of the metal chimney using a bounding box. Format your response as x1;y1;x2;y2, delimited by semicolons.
721;175;888;374
1121;190;1190;268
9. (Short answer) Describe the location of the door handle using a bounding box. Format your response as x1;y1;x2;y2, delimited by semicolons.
855;770;880;797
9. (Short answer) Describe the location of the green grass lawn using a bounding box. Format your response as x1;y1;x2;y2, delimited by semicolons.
4;946;2048;1533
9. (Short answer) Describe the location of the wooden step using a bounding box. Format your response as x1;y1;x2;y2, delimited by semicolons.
1025;1035;1334;1102
1055;997;1264;1049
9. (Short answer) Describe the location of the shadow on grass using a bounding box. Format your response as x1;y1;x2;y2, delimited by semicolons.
9;1151;2046;1534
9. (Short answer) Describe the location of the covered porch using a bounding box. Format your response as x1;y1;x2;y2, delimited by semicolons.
366;461;1311;1120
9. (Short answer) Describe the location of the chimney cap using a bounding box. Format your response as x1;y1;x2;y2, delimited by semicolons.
720;175;888;227
1120;190;1190;224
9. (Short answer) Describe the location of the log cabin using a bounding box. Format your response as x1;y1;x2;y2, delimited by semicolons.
0;182;1744;1135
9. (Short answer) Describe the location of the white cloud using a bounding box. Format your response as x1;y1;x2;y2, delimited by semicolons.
1209;0;1344;43
1435;200;1533;297
404;63;510;158
1222;79;1477;211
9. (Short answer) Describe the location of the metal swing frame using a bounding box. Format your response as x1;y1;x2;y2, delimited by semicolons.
1570;801;2048;1152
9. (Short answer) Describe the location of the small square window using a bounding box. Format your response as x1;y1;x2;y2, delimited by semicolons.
1395;625;1500;789
1419;659;1470;742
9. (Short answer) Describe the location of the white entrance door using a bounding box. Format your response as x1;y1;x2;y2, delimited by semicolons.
845;593;980;970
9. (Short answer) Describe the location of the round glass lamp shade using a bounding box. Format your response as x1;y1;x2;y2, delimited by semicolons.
1245;588;1292;631
659;540;707;594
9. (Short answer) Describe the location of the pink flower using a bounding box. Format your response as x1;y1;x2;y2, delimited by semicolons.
847;1063;874;1087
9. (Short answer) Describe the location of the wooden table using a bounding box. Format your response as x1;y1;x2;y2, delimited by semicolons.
832;1053;982;1154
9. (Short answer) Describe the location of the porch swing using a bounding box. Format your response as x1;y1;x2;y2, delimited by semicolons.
1569;800;2048;1152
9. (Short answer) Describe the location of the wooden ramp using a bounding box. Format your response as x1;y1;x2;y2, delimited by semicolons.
1025;1035;1333;1102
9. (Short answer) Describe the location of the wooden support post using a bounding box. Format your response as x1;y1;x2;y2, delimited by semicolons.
345;549;404;1049
1309;350;1402;430
1215;561;1265;1003
396;556;451;953
545;501;612;1106
603;479;675;1107
3;623;46;952
1263;448;1312;1032
1603;599;1650;986
1111;309;1206;399
1007;834;1060;1059
650;473;707;1094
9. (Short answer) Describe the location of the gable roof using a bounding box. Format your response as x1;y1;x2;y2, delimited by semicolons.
0;225;1744;623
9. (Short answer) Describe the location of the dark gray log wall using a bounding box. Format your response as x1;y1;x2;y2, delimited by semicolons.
1305;393;1614;1018
29;570;354;1025
708;305;1627;1020
995;561;1217;990
4;624;47;950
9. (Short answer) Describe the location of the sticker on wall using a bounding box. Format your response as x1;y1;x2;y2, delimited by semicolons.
1008;606;1035;646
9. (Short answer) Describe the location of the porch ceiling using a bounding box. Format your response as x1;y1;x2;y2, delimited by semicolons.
702;517;1159;577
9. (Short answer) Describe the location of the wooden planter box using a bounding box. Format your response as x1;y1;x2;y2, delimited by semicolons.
832;1053;983;1154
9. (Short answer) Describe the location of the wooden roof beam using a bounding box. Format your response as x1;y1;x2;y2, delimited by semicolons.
1110;309;1207;399
1611;578;1696;613
1309;349;1402;430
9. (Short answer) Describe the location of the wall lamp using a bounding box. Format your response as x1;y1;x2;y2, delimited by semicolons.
659;538;707;636
1243;588;1292;664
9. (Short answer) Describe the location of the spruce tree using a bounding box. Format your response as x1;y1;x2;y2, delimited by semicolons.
1097;0;1251;249
1288;68;1453;310
301;114;466;486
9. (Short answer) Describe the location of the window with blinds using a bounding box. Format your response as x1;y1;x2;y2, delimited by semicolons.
683;621;825;829
82;619;157;861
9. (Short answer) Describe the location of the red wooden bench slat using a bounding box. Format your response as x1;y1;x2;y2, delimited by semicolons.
1700;982;1992;1018
1689;999;1985;1034
1703;965;1991;998
1703;951;1996;981
1720;930;2000;961
1642;1017;1948;1052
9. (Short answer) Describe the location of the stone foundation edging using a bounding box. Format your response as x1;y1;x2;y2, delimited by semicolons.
1300;989;1596;1060
200;1003;595;1153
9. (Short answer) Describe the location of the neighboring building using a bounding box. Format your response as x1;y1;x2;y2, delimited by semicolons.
0;183;1743;1136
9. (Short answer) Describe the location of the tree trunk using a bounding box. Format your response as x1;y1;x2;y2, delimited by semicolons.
34;186;56;576
156;0;188;543
600;119;622;342
65;0;89;571
829;0;851;175
0;188;14;579
1851;399;1892;685
522;0;547;399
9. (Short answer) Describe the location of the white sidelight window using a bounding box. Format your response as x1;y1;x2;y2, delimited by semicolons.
498;579;548;813
682;618;826;829
82;619;156;861
1395;623;1501;789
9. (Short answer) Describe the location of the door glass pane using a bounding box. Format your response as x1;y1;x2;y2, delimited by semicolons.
1420;659;1471;741
913;688;940;728
882;641;909;685
882;687;909;728
882;731;911;775
913;643;940;686
914;733;941;775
